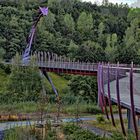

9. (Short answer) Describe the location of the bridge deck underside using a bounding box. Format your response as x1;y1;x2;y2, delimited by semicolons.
104;73;140;113
40;67;97;76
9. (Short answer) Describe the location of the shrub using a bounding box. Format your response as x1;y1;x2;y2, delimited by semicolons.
63;124;81;135
96;114;105;123
44;130;57;140
63;124;102;140
86;105;102;114
110;132;136;140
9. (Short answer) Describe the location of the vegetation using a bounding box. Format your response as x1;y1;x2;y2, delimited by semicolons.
96;114;105;123
63;124;101;140
0;101;101;116
0;0;140;139
0;0;139;63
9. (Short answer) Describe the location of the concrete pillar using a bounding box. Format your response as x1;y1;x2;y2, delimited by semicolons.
137;116;140;126
127;109;133;131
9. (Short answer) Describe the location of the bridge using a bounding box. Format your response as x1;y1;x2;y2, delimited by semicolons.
20;51;97;76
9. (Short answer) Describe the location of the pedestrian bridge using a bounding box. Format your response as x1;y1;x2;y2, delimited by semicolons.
12;52;140;114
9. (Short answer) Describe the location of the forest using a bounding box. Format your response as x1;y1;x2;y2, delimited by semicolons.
0;0;140;64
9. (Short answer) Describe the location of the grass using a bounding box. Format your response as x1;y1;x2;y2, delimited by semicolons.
3;123;136;140
89;118;128;134
44;72;68;94
0;102;101;121
0;68;9;91
0;68;68;95
0;102;38;114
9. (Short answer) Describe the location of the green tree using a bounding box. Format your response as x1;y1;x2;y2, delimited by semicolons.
102;0;109;6
105;34;118;62
68;40;79;58
69;76;98;103
76;41;105;62
77;12;93;34
64;14;75;33
7;54;42;101
44;10;56;32
98;22;105;38
117;18;140;64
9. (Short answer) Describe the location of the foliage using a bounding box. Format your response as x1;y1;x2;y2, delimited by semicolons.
0;0;135;64
77;12;93;35
96;114;105;123
5;54;42;102
64;14;75;33
63;124;102;140
86;105;102;114
4;128;35;140
69;75;98;103
110;132;135;140
4;127;57;140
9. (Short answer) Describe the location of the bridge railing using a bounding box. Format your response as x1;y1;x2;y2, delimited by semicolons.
38;60;97;71
101;64;140;111
17;51;98;72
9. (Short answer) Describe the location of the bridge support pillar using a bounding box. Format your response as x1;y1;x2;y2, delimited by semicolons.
137;117;140;126
127;109;133;131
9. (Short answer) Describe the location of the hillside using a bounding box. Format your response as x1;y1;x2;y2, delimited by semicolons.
45;72;68;94
0;0;140;64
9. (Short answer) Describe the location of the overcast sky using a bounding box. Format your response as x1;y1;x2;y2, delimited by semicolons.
82;0;138;5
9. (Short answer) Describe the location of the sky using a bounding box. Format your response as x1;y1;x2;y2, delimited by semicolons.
82;0;138;6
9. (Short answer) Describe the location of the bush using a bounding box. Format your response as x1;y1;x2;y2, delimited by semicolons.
62;94;77;105
63;124;101;140
96;114;105;123
110;132;135;140
63;124;81;135
86;105;102;114
44;130;57;140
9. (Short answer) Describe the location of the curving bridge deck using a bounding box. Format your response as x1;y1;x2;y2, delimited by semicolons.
38;61;97;75
104;72;140;113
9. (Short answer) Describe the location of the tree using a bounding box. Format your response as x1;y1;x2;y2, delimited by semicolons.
0;47;5;62
111;33;117;48
105;34;118;62
69;76;98;103
68;40;78;58
77;12;93;34
76;41;105;62
98;22;105;38
102;0;109;6
43;10;56;32
98;22;106;47
120;18;140;64
7;54;42;102
64;14;75;33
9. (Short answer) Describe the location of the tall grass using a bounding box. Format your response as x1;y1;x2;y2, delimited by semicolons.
0;101;101;116
4;128;35;140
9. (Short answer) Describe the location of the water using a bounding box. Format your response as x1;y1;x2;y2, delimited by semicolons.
62;117;96;122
